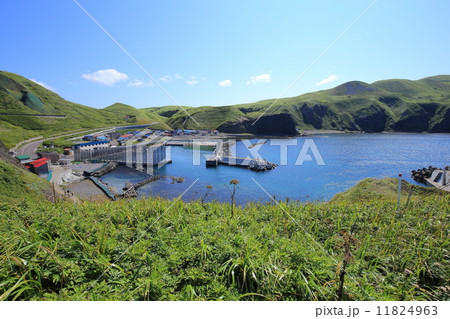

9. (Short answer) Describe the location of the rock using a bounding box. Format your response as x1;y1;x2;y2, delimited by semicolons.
354;105;389;132
300;104;328;129
217;113;297;136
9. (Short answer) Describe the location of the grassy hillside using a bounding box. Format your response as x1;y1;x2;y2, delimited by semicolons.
0;159;51;203
146;75;450;133
0;169;448;301
2;71;449;146
330;177;447;203
0;71;139;147
103;103;171;130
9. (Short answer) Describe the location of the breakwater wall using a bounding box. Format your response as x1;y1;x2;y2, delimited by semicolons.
84;162;118;177
89;176;116;200
206;140;276;171
411;166;439;184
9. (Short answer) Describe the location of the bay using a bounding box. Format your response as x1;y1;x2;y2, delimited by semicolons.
100;133;450;205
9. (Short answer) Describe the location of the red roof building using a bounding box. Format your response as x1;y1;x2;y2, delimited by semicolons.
26;158;50;176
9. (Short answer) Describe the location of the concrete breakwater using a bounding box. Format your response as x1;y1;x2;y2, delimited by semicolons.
411;166;450;192
120;175;184;198
411;166;440;184
84;162;118;177
206;140;276;171
89;176;116;200
121;175;163;198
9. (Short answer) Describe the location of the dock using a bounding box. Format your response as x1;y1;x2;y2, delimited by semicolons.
166;140;218;149
84;162;118;177
425;169;450;193
206;140;227;167
89;176;116;200
206;140;276;171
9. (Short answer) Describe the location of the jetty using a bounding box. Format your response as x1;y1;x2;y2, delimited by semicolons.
89;176;116;200
206;140;276;171
83;162;118;177
425;168;450;192
121;175;183;198
121;176;162;198
411;166;450;193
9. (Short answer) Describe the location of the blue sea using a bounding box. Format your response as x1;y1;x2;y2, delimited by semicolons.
100;133;450;204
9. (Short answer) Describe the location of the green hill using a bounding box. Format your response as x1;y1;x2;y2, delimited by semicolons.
1;71;449;146
330;177;447;203
0;71;152;147
103;103;171;130
145;75;450;134
0;160;51;203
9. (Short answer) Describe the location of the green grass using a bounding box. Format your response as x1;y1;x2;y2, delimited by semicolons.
330;177;447;203
146;75;450;132
103;103;171;130
0;160;51;203
2;71;450;147
0;71;137;147
0;159;448;301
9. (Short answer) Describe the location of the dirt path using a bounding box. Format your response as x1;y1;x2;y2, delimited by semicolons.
65;180;109;202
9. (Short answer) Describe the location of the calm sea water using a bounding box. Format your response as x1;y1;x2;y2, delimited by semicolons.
100;133;450;204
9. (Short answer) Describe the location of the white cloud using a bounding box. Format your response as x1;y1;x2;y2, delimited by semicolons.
219;79;232;87
174;73;183;79
246;73;271;85
316;74;338;86
82;69;128;86
186;76;199;85
159;75;171;82
30;79;56;92
128;79;154;88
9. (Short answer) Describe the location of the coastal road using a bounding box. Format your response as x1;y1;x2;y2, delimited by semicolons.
14;124;160;159
14;127;116;159
16;140;45;159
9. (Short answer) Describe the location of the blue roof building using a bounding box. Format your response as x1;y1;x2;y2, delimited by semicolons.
73;140;109;150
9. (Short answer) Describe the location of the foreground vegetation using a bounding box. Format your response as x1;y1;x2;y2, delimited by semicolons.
0;160;448;301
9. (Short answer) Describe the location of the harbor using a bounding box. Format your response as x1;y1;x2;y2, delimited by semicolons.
54;125;277;199
37;132;450;204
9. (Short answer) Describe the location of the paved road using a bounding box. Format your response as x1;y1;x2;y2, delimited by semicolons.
16;140;45;159
14;124;158;160
15;127;115;159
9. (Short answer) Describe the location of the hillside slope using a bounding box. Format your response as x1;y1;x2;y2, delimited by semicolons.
0;160;52;203
103;103;171;130
330;177;447;203
2;71;449;142
148;75;450;133
0;176;448;300
0;71;148;147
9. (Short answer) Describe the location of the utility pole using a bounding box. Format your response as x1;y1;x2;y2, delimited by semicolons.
397;173;402;212
52;182;57;204
443;163;447;186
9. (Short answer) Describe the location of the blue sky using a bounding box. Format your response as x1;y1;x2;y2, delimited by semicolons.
1;0;450;109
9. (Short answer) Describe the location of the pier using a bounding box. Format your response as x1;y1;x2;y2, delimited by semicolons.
89;176;116;200
121;175;183;198
411;166;450;193
121;175;162;198
425;168;450;192
205;140;276;171
83;162;118;177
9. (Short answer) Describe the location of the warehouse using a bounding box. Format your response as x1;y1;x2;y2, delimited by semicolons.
26;158;50;176
73;141;110;151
